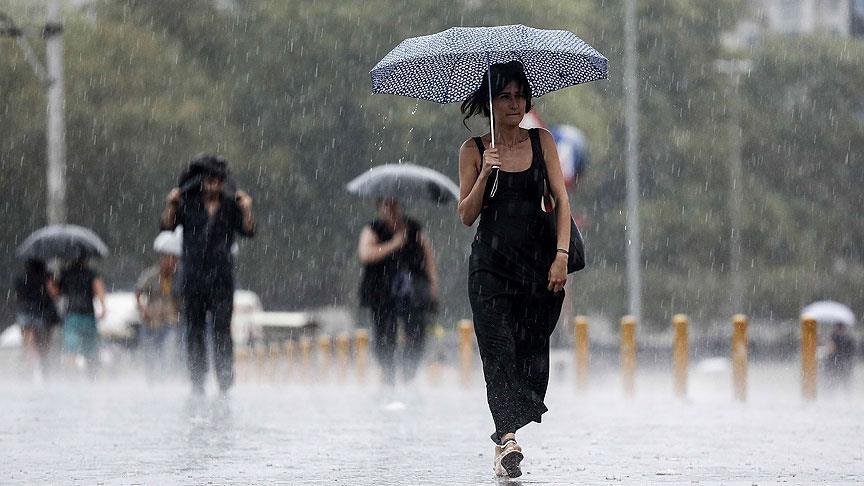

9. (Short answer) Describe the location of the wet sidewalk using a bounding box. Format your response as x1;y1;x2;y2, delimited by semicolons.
2;362;862;485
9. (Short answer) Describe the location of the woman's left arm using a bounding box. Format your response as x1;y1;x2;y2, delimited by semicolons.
419;232;439;300
539;129;571;292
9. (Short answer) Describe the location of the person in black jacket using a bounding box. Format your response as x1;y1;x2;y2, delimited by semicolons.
161;154;255;395
358;198;439;386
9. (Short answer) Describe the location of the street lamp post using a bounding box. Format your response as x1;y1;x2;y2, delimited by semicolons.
624;0;642;324
0;3;66;225
715;59;752;315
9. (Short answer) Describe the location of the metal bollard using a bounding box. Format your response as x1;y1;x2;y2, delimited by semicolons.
801;315;817;402
234;346;250;383
458;319;474;387
354;329;369;384
254;343;268;383
267;342;280;382
299;336;312;381
732;314;748;402
283;339;295;381
574;316;589;391
427;324;445;386
335;332;350;382
620;316;636;398
318;335;332;381
673;314;689;399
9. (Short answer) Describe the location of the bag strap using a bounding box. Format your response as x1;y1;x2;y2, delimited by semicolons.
529;128;548;181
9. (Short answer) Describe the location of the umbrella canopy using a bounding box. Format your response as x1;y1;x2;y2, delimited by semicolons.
346;164;460;205
371;24;608;104
16;224;109;261
801;301;856;327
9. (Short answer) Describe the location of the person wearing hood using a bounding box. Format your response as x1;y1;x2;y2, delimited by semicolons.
160;154;255;395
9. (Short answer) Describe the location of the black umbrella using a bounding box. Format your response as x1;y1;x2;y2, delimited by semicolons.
16;224;109;261
346;164;460;205
178;154;236;197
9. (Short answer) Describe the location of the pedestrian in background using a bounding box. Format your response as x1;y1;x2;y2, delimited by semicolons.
358;197;439;386
135;232;182;382
14;258;60;380
161;154;255;395
57;256;107;375
457;61;570;478
824;322;856;391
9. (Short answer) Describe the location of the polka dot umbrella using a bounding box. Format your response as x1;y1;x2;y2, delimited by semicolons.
370;24;607;192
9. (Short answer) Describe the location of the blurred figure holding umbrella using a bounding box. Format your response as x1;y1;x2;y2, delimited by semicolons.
13;258;60;380
372;24;604;478
17;224;110;376
161;154;255;395
349;165;451;386
57;256;107;376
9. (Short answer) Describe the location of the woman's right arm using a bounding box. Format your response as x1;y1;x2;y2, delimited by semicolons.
358;226;405;265
457;140;497;226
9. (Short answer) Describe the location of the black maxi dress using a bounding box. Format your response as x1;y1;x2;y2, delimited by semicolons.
468;128;565;445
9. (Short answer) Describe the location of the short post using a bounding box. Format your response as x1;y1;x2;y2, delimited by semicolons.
267;342;280;382
673;314;689;399
458;319;474;387
254;343;267;383
620;316;636;398
732;314;748;402
801;315;817;402
234;346;250;383
283;339;295;381
335;332;350;382
354;329;369;384
299;336;312;381
574;316;589;391
318;335;332;381
427;324;445;386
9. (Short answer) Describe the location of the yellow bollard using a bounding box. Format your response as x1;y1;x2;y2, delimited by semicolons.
267;342;280;382
801;315;817;402
354;329;369;384
458;319;474;387
335;332;350;382
427;324;445;386
574;316;589;391
732;314;748;402
673;314;689;399
283;339;295;381
620;316;636;398
234;346;250;383
299;336;312;381
254;343;268;383
318;335;332;381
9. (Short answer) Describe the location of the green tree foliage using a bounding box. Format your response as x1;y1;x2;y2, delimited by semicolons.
1;0;862;330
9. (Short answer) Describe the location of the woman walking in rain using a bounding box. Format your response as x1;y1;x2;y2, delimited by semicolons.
57;256;107;376
14;259;60;380
358;197;439;386
457;61;570;478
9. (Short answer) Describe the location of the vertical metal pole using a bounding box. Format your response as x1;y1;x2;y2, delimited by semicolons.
800;316;817;402
458;319;473;388
574;316;589;391
620;315;637;398
623;0;642;324
45;1;66;225
672;314;689;399
728;76;745;315
732;314;748;402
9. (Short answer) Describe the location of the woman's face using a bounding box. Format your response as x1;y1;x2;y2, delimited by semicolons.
491;80;528;127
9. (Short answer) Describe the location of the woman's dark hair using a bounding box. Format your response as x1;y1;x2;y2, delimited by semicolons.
25;258;46;276
460;60;532;128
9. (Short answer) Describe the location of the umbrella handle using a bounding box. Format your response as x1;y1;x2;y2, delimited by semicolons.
487;61;501;198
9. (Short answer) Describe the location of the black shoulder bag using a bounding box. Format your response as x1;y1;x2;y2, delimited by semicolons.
531;128;586;273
